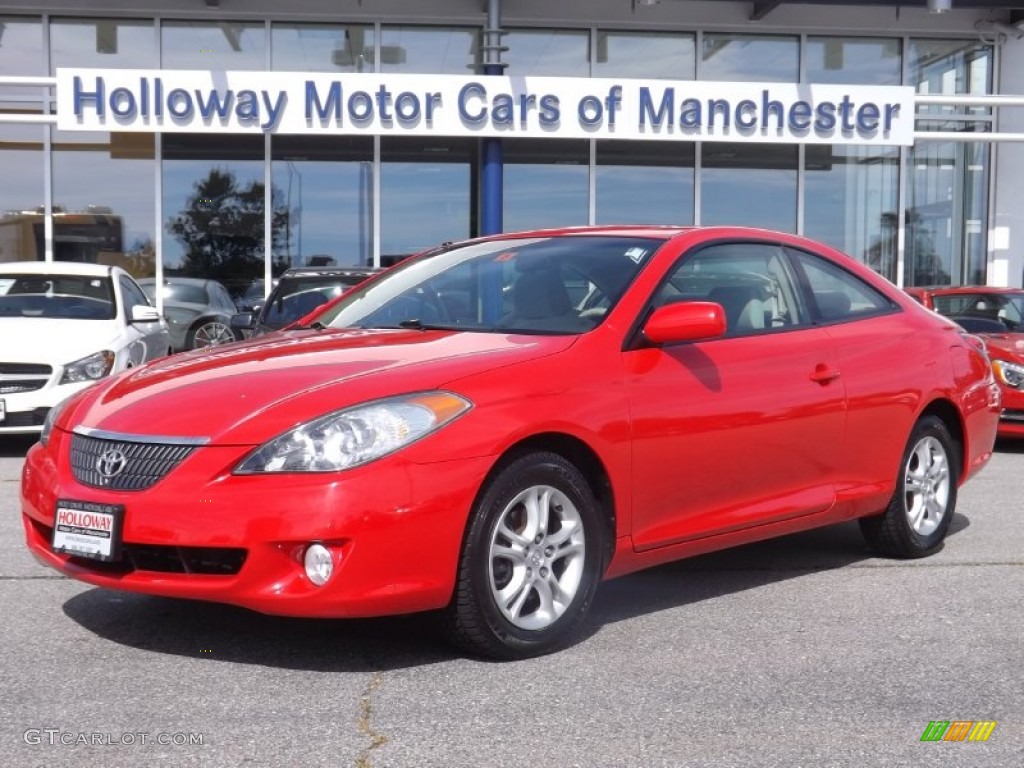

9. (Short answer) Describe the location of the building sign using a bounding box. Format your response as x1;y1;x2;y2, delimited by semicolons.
56;68;916;146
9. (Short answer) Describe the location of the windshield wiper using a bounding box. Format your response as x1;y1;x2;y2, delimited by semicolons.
396;318;452;331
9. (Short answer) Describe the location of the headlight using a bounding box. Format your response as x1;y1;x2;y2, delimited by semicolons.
40;394;75;447
234;391;472;473
59;351;115;385
993;359;1024;389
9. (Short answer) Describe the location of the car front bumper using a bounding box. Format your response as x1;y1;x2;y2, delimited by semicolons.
0;380;93;434
21;427;492;617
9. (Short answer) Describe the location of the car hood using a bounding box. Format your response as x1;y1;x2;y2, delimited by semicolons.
69;328;577;443
0;317;122;365
982;333;1024;362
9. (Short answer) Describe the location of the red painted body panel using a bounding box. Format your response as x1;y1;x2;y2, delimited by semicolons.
21;226;1000;619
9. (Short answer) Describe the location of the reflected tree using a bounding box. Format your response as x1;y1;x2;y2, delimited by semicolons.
166;168;289;296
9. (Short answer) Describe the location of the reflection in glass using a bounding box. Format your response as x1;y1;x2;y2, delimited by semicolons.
52;129;156;277
162;135;271;299
381;137;474;263
0;17;44;101
505;29;589;76
701;34;798;82
50;18;155;71
806;37;900;85
596;141;694;225
272;24;374;72
701;143;797;231
271;136;374;270
593;31;695;80
161;21;265;70
504;139;589;232
804;145;899;281
379;26;478;73
0;124;45;262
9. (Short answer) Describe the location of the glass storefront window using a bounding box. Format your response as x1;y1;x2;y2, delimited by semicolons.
0;124;45;262
503;139;589;232
50;18;155;70
52;129;156;277
596;141;694;225
505;29;589;77
379;26;478;74
804;145;899;281
0;16;45;102
593;31;695;80
162;21;265;70
381;137;474;263
162;134;266;300
272;24;374;72
271;136;374;270
701;143;797;231
700;33;798;82
805;37;901;85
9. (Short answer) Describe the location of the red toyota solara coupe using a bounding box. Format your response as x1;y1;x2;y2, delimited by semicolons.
22;226;1000;659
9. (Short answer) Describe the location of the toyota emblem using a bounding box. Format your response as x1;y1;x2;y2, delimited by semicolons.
96;448;128;481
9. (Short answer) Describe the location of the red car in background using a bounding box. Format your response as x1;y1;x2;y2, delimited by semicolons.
906;286;1024;438
22;227;1000;659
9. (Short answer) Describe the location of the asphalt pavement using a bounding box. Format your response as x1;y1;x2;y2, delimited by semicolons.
1;433;1021;768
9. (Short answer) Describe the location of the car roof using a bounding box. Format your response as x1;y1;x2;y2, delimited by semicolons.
0;260;115;277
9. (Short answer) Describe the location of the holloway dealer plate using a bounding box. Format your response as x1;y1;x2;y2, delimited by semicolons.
52;500;124;562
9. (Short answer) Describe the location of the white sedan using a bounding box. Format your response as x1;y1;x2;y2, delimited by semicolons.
0;261;172;435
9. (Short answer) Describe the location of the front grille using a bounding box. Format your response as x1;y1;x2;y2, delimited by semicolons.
1;381;47;394
68;544;247;575
0;408;49;428
70;434;198;490
0;363;52;375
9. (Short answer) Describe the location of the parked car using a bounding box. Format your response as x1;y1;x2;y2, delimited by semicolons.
906;285;1024;437
0;261;170;435
22;227;1000;659
231;266;379;338
139;276;243;351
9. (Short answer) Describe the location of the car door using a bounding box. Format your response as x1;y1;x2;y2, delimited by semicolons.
118;274;167;363
625;241;848;551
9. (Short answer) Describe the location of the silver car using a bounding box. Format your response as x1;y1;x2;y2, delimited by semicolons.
139;277;243;351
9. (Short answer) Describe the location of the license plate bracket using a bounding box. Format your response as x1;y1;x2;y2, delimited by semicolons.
52;500;124;562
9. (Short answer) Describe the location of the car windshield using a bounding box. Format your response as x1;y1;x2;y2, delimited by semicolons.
933;292;1024;331
263;274;371;330
314;236;663;335
0;274;115;320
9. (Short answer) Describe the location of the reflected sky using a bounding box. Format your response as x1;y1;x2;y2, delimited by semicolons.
701;34;798;83
505;30;589;77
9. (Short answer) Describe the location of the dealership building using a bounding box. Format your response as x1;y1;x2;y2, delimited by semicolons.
2;0;1024;299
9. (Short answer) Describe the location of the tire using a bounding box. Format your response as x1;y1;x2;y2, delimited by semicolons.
185;319;237;350
860;415;959;558
444;452;604;660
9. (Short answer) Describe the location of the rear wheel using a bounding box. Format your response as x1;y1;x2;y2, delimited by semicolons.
860;415;958;558
186;319;237;350
444;452;603;660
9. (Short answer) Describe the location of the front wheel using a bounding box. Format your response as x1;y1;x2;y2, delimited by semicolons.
860;415;959;558
444;452;604;660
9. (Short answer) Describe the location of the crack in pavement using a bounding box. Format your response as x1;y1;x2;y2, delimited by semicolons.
355;671;388;768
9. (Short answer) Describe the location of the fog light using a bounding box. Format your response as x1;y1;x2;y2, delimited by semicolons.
304;543;334;586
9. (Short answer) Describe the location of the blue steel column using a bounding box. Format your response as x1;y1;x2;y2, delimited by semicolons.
481;0;506;236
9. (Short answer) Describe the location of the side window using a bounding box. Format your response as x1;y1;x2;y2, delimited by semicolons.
788;248;897;323
656;242;807;337
119;276;149;319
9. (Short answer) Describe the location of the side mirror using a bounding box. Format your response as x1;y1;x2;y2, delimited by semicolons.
231;312;255;331
131;305;162;323
642;301;727;345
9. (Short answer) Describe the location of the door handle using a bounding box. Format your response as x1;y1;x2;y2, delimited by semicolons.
810;364;841;384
